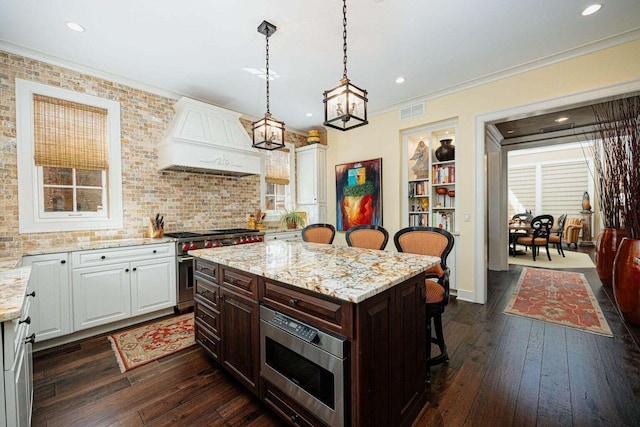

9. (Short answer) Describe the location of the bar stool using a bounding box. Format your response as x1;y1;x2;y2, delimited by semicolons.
394;226;454;382
345;225;389;250
301;223;336;244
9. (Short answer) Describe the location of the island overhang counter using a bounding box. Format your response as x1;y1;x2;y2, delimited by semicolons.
189;240;440;427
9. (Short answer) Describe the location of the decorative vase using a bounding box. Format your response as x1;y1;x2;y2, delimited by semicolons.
434;138;455;162
612;238;640;325
581;191;592;212
307;130;320;144
596;228;627;287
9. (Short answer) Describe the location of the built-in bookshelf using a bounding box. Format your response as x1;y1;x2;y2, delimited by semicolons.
404;126;457;232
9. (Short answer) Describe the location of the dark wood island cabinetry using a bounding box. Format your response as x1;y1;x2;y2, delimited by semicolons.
191;241;439;426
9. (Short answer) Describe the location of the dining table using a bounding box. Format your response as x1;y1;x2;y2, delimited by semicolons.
508;222;532;256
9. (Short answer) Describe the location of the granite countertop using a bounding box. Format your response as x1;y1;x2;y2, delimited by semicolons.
189;241;439;303
22;237;174;256
0;260;31;322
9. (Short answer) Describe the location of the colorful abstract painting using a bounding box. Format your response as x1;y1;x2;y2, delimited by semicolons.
335;158;382;231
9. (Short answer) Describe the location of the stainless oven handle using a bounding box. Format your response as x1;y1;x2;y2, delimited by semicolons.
178;257;194;263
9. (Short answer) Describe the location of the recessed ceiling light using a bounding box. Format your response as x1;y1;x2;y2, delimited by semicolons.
66;22;85;32
555;117;569;123
306;113;313;117
582;4;602;16
507;130;515;134
395;77;405;84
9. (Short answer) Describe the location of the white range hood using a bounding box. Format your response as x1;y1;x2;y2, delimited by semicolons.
158;97;262;176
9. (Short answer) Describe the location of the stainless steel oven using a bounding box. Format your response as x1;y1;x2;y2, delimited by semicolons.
260;305;348;427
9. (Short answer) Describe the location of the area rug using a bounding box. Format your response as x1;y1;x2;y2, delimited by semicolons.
509;249;595;269
108;313;195;372
504;267;612;337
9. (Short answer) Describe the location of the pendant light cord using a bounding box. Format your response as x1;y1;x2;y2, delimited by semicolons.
265;26;271;114
342;0;348;79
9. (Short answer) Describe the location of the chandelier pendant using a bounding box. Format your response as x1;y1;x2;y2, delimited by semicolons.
323;0;368;131
252;20;285;150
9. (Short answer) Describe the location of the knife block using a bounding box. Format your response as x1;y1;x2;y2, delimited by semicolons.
146;220;164;238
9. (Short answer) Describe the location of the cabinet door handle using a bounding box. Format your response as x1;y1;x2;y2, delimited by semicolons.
27;291;36;298
25;333;36;345
153;250;157;253
125;268;130;273
19;316;31;325
289;298;297;307
101;255;106;260
132;267;137;272
60;260;66;264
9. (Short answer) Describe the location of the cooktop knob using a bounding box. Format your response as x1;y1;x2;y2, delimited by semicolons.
205;241;213;248
190;243;198;250
182;244;190;252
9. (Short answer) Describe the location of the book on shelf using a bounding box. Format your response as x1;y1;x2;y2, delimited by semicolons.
432;165;455;184
409;213;430;227
432;211;454;232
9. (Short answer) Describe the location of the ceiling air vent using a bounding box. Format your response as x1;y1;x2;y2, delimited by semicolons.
399;103;425;120
540;123;575;133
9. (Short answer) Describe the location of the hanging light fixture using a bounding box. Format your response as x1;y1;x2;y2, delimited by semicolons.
323;0;368;131
252;20;285;150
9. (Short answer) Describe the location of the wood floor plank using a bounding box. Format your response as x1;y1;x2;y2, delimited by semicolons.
538;324;572;425
513;319;544;427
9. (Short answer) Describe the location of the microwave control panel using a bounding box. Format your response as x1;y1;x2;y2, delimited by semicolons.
270;312;319;343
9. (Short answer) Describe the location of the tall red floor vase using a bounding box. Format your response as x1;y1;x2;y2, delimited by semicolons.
613;238;640;325
596;228;627;287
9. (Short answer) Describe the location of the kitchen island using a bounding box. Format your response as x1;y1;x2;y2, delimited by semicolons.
190;240;439;427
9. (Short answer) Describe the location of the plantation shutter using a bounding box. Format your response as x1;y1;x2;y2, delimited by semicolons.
33;94;109;170
265;148;290;185
508;165;536;218
541;161;589;219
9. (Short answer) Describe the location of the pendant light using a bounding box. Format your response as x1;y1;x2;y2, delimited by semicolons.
323;0;368;131
252;20;285;150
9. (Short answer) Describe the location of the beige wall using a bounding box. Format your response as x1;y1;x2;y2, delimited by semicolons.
0;51;306;259
325;39;640;302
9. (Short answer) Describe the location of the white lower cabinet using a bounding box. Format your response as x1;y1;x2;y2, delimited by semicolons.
71;243;176;331
20;253;71;341
2;289;35;427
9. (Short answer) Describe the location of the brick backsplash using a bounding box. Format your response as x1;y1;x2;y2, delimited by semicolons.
0;51;309;259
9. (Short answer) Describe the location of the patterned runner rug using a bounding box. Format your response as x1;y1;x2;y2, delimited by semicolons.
108;313;195;372
504;267;612;337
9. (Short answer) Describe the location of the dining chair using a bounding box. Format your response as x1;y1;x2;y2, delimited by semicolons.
548;213;567;257
394;226;455;383
301;223;336;244
510;212;533;254
515;214;554;261
345;225;389;250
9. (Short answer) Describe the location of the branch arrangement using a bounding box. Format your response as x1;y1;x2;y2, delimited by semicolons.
591;96;640;239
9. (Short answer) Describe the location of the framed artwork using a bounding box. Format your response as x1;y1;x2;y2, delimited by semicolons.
335;158;382;231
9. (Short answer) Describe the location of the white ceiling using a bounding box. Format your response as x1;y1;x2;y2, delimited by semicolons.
1;0;639;131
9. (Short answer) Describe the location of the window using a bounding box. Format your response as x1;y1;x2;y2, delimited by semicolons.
16;79;123;233
262;143;295;216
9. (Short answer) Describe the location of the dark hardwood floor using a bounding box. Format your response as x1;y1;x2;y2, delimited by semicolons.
33;248;640;426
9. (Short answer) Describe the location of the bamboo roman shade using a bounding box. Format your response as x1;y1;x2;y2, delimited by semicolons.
33;94;109;170
265;147;290;185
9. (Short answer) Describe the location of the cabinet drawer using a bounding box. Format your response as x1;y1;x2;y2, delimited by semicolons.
194;299;220;336
194;275;220;310
72;243;175;267
195;320;220;361
220;265;257;299
194;259;218;282
3;295;32;369
262;379;322;427
261;279;352;337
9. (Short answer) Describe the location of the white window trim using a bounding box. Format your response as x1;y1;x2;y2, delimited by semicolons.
261;142;296;221
16;79;123;233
